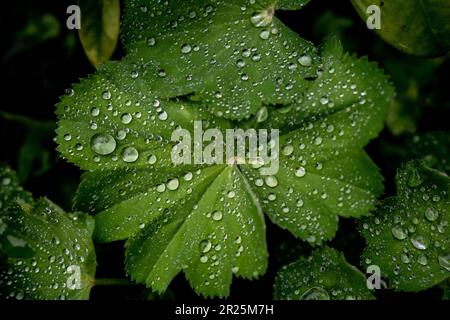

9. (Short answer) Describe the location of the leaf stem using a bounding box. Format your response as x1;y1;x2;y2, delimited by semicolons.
0;110;55;130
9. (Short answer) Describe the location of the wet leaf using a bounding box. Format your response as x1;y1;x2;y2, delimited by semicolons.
351;0;450;57
56;1;393;297
79;0;120;68
361;161;450;292
274;246;375;300
408;132;450;175
0;166;96;300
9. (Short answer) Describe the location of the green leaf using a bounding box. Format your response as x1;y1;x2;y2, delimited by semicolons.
361;161;450;292
79;0;120;68
274;246;375;300
351;0;450;57
276;0;311;10
0;166;96;300
56;1;393;297
120;0;318;120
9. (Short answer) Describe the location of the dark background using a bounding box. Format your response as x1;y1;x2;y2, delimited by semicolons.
0;0;448;300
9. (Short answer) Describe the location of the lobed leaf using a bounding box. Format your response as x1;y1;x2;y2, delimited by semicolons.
361;161;450;292
274;246;375;300
0;166;96;300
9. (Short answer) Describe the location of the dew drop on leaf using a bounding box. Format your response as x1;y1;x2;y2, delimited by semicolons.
90;133;117;155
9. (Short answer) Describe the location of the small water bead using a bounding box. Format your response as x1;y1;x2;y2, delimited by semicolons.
391;226;407;240
121;113;132;124
200;239;212;253
410;235;429;250
122;147;139;163
424;207;439;222
265;176;278;187
282;145;294;156
158;111;168;120
298;55;312;67
295;167;306;178
63;134;72;141
259;29;270;40
314;137;323;145
102;91;111;100
158;69;166;77
181;44;192;54
255;179;264;187
417;254;428;266
236;59;245;68
90;134;117;155
166;178;179;191
130;70;139;79
116;130;127;141
184;172;193;181
156;184;166;193
90;107;100;116
212;211;223;221
147;37;156;46
320;96;329;105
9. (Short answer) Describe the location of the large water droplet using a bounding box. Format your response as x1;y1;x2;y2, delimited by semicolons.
391;226;407;240
298;55;312;67
212;211;223;221
295;167;306;178
90;134;117;155
424;207;439;222
410;235;429;250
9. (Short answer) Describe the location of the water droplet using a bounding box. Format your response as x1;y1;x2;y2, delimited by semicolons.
167;178;179;191
90;107;100;116
265;176;278;187
122;147;139;163
212;211;223;221
410;235;429;250
295;167;306;178
64;134;72;141
147;37;156;46
148;155;157;164
298;55;312;67
300;287;330;300
200;239;212;253
438;253;450;271
417;254;428;266
181;44;192;54
90;134;117;155
227;191;235;198
320;96;329;105
102;91;111;100
121;113;132;124
282;145;294;156
250;8;274;27
127;69;138;79
259;30;270;40
391;226;407;240
424;207;439;222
